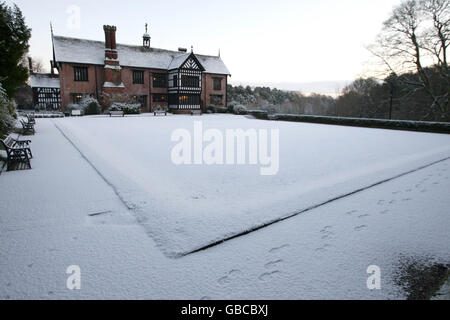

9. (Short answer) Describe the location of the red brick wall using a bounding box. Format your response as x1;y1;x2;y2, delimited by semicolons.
59;62;227;113
120;67;169;112
202;73;227;110
59;63;104;109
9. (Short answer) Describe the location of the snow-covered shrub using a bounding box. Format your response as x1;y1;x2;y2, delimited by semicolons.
207;104;228;114
66;104;81;112
0;83;16;137
109;102;141;115
233;104;248;115
80;97;101;115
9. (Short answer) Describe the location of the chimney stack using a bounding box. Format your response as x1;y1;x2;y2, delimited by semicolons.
102;25;123;91
28;57;33;74
103;25;118;59
50;61;55;75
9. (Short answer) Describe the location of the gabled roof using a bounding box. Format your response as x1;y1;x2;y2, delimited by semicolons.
29;74;60;88
168;52;205;71
52;36;231;75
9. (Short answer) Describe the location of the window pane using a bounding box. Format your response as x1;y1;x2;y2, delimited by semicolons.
153;73;167;88
74;67;88;81
213;78;222;90
133;71;144;84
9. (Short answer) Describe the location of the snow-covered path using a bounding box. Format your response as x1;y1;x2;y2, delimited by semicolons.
1;117;449;299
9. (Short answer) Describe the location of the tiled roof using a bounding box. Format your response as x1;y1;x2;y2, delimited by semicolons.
53;36;230;75
29;73;60;88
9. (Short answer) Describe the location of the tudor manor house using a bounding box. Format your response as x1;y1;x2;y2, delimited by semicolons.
30;24;231;113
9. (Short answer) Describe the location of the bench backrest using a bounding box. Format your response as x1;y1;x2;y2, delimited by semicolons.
3;136;14;148
0;139;12;157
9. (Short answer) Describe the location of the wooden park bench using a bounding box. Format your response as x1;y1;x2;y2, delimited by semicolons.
153;106;167;116
191;110;202;116
1;136;32;170
109;110;125;117
20;119;35;135
71;110;82;117
26;114;36;125
3;135;32;159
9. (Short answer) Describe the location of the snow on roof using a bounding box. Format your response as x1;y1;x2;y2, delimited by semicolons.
53;36;231;75
167;52;191;70
29;74;60;88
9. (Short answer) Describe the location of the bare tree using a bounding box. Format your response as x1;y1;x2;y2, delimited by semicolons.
369;0;449;121
420;0;450;115
32;58;46;73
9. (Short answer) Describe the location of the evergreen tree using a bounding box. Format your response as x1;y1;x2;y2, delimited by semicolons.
0;2;31;98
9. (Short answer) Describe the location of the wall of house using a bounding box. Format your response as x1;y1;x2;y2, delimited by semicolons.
202;73;227;110
59;63;104;109
59;62;227;113
149;70;169;112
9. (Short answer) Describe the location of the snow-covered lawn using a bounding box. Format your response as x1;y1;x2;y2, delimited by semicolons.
54;114;450;257
0;115;449;299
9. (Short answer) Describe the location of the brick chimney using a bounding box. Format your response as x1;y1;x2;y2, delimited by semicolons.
28;57;34;74
103;25;118;59
103;25;122;85
50;61;55;75
102;25;124;108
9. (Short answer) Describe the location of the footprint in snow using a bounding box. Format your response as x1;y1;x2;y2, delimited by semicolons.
320;226;333;233
346;210;358;215
269;244;290;254
358;214;369;219
258;271;281;282
380;209;390;215
217;270;242;285
315;244;332;252
264;260;283;270
354;225;367;232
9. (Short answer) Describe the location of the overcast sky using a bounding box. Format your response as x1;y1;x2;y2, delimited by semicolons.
8;0;401;91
